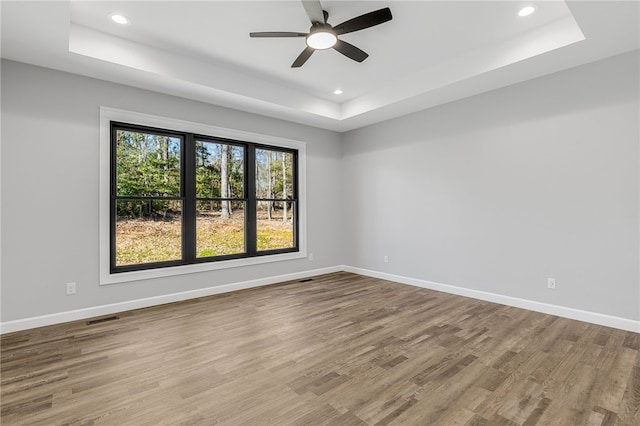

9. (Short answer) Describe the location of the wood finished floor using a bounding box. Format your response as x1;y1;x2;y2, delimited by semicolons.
1;272;639;425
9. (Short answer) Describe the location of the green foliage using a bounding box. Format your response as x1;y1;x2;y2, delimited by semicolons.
116;130;181;217
116;132;294;224
195;141;244;203
114;130;297;267
255;149;293;200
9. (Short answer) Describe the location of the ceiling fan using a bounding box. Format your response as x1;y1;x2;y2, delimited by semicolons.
250;0;393;68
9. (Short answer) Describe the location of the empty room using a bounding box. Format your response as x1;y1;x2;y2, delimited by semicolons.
1;1;638;425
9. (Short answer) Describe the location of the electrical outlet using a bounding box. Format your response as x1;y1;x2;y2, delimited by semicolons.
547;278;556;290
66;282;77;295
384;255;389;263
308;252;314;261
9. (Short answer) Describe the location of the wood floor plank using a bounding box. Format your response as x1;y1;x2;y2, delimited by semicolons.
1;272;638;425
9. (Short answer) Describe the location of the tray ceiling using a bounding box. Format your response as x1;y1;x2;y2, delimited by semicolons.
2;1;638;131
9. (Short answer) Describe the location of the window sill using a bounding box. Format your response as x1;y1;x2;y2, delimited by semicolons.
100;250;307;285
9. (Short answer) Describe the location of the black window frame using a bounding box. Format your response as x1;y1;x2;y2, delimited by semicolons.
110;121;299;274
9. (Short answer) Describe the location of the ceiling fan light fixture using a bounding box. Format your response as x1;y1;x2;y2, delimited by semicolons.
306;30;337;50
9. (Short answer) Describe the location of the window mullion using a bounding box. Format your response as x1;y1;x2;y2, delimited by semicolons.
110;123;118;271
246;146;257;255
293;150;299;249
184;134;196;263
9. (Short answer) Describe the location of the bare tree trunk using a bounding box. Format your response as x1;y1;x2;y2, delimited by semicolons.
221;144;230;219
163;137;169;185
210;179;215;212
227;180;233;215
266;151;272;220
282;152;287;224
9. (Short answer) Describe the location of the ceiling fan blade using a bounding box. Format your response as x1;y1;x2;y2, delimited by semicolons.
302;0;326;24
291;46;315;68
333;39;368;63
250;32;307;38
333;7;392;35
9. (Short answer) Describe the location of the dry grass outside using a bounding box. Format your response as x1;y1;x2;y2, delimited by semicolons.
116;210;294;266
196;215;245;258
115;218;182;265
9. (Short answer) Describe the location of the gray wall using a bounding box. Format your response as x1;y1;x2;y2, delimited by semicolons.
0;60;343;322
2;50;639;325
342;51;639;321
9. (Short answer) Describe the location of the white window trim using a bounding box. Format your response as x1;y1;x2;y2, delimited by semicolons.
99;107;307;285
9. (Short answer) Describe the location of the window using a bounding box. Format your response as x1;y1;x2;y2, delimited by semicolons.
109;119;301;275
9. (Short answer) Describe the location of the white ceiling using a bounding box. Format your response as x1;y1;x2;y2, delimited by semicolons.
1;1;638;132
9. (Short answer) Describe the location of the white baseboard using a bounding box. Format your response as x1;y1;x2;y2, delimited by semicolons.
0;266;342;334
2;265;638;334
342;266;640;333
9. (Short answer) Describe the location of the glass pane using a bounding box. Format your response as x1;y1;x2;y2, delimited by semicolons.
196;141;244;198
256;201;295;251
196;201;245;257
255;149;294;199
116;130;181;197
115;199;182;266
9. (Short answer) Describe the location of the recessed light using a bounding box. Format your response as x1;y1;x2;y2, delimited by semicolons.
333;89;343;95
110;14;130;25
518;6;536;17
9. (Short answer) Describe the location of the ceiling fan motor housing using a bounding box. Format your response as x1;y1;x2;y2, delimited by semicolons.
306;23;337;49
